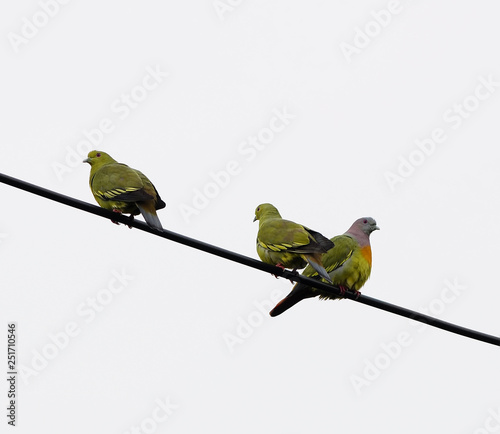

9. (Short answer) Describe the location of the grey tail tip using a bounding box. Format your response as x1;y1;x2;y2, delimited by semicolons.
307;258;333;284
146;218;163;231
314;263;333;284
319;269;333;284
150;218;164;231
137;205;164;231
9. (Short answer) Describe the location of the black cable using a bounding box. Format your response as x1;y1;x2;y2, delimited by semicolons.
1;172;499;347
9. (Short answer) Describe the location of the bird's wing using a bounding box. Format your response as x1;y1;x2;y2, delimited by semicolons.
303;234;357;278
257;218;312;253
91;164;154;203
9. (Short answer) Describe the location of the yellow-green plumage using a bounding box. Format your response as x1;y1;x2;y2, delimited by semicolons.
270;217;379;317
254;203;334;283
304;234;372;296
84;150;166;230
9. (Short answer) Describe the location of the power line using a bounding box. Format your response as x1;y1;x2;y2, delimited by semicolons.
1;171;499;347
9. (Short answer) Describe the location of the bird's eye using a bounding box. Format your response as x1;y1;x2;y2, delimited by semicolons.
363;219;368;223
96;153;101;157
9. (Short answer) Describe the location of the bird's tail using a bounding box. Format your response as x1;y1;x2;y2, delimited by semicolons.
270;284;314;317
137;202;163;231
303;253;332;284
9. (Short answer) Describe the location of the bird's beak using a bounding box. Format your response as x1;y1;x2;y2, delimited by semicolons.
83;158;90;164
253;216;257;222
374;225;380;231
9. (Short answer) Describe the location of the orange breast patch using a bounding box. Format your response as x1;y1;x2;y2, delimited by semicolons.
360;245;372;266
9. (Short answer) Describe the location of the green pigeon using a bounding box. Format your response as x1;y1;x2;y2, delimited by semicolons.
84;150;166;230
254;203;334;283
270;217;379;317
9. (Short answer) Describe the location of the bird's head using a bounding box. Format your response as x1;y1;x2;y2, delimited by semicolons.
253;203;280;222
356;217;379;235
83;150;116;167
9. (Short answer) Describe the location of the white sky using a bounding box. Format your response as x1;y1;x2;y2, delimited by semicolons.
1;1;500;433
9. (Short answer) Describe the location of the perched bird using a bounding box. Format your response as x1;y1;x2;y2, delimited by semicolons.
83;150;166;230
269;217;379;317
254;203;334;283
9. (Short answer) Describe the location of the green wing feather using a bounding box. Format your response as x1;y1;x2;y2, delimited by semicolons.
258;219;334;255
91;164;149;202
258;219;311;250
303;234;357;277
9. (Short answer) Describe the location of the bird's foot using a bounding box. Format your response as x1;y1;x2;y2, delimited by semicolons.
111;209;133;228
111;209;122;225
338;285;348;297
338;285;361;299
272;263;286;279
